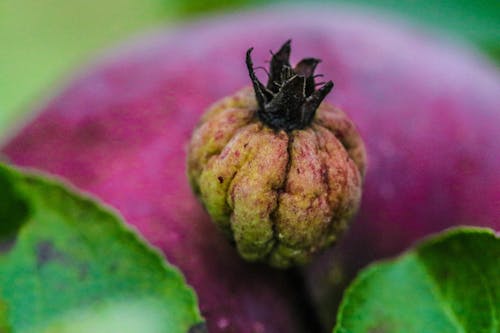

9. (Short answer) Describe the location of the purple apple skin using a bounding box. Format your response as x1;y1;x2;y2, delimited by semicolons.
3;6;499;331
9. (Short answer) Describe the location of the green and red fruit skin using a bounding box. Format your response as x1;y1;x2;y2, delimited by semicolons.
187;41;366;268
3;6;499;332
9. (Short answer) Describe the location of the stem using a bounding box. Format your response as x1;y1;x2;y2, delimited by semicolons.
290;267;325;333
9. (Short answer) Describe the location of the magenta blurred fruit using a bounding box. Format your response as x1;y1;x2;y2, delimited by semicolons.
3;5;499;331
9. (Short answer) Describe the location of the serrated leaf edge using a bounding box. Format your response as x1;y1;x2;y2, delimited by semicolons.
333;226;498;333
0;162;204;326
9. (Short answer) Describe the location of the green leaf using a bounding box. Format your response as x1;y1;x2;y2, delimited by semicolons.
0;163;204;333
334;227;500;333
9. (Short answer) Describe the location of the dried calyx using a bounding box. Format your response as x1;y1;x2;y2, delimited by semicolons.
246;40;334;131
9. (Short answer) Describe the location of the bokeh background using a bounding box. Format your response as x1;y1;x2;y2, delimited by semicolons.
1;0;499;139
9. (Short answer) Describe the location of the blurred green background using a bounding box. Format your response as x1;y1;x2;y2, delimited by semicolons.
1;0;499;138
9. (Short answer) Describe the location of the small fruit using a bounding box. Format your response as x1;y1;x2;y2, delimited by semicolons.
187;41;366;268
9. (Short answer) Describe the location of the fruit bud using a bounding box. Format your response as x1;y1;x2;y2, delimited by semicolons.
188;41;366;268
